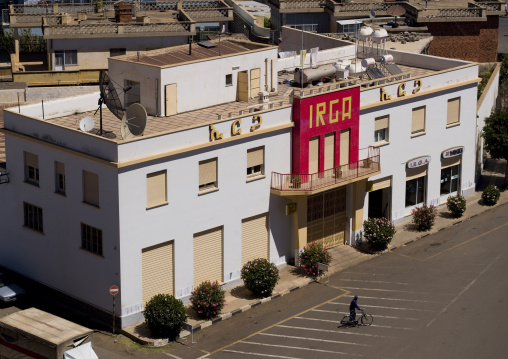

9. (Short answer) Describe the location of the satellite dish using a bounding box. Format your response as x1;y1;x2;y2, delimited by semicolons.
121;103;147;140
99;70;125;121
369;10;376;19
79;117;95;132
386;5;406;17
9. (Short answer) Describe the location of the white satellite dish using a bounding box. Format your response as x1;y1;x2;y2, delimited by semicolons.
369;10;376;19
79;117;95;132
121;103;147;140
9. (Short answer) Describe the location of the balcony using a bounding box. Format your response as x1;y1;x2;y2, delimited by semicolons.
271;147;380;196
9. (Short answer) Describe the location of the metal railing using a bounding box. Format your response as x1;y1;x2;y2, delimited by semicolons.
271;147;380;192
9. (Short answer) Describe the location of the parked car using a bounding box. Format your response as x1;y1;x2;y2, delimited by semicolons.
0;272;25;304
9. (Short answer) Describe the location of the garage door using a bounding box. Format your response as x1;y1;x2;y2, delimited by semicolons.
242;213;269;265
194;226;223;287
307;187;347;248
142;241;174;306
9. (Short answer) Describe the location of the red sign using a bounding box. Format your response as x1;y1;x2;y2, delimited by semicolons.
109;285;119;296
292;86;360;174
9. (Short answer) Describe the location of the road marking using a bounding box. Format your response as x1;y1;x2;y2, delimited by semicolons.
328;295;442;304
163;353;184;359
293;316;414;330
222;349;301;358
329;302;436;312
426;254;502;328
342;272;392;276
259;332;369;346
310;310;418;320
338;279;409;285
276;325;391;338
196;354;210;359
208;289;351;355
339;287;453;295
370;324;414;330
242;341;362;356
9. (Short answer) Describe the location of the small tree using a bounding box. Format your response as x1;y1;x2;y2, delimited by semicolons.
144;294;187;339
363;217;396;250
298;241;331;278
482;109;508;187
190;281;226;320
241;258;280;297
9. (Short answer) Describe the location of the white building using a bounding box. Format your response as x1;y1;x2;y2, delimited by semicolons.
0;30;483;328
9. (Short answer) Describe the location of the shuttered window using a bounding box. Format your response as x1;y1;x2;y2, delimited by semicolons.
324;133;335;170
83;170;99;207
309;137;319;174
441;155;461;169
142;241;174;306
247;147;264;178
24;152;39;185
194;227;223;287
55;161;65;194
411;106;426;134
374;116;389;143
241;213;269;265
406;166;428;181
147;170;167;208
371;176;392;192
339;129;350;166
199;158;218;191
447;98;460;126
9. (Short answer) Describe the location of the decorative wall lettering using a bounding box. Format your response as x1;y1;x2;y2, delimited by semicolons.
251;115;262;131
231;119;242;136
209;124;223;141
308;96;352;128
412;79;422;94
442;147;464;158
380;79;423;101
380;87;392;101
397;83;406;97
407;156;431;168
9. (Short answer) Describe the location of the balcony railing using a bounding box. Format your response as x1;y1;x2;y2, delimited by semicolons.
271;147;380;193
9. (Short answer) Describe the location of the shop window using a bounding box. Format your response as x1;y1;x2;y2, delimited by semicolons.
405;176;426;207
411;106;426;136
374;115;389;143
440;165;460;196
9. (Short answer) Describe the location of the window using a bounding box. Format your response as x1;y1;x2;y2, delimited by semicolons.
55;161;65;195
147;170;167;208
124;80;140;108
405;176;426;207
225;74;233;86
447;97;460;126
110;48;126;57
440;165;460;196
247;147;264;178
83;170;99;207
199;158;218;192
55;50;77;65
23;202;43;233
411;106;426;135
24;152;39;185
81;223;103;256
374;115;389;143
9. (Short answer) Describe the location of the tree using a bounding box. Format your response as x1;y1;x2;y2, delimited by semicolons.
482;109;508;187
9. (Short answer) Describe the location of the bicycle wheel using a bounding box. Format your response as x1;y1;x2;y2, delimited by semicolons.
361;313;373;326
340;315;351;326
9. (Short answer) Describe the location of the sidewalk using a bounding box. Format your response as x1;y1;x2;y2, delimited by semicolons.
122;158;508;346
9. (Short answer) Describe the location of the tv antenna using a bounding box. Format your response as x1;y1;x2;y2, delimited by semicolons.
121;103;147;140
386;5;406;25
95;70;132;137
369;10;376;23
79;117;95;132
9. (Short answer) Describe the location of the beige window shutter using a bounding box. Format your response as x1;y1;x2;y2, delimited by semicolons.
83;170;99;206
324;133;335;170
371;176;392;191
340;129;350;166
147;170;167;207
441;155;461;169
55;161;65;175
199;158;217;186
412;106;426;133
247;147;264;168
406;166;427;181
25;152;38;168
308;137;319;174
447;98;460;125
375;116;389;131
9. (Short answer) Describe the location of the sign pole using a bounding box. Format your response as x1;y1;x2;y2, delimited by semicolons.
113;294;116;334
109;285;119;334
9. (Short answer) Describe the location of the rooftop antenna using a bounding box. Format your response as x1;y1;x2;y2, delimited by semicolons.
218;24;225;56
369;10;376;24
121;103;147;140
386;5;406;26
79;117;95;132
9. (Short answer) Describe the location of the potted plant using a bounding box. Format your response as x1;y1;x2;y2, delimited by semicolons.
363;158;372;168
292;175;302;188
335;166;342;179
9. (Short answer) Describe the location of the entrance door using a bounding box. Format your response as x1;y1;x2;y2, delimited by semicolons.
238;71;248;102
55;52;64;71
368;187;391;219
165;83;177;116
307;187;347;248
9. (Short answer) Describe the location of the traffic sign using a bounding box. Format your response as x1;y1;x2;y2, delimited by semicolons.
109;285;119;296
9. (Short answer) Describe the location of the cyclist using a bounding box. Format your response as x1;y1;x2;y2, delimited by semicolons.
349;295;362;325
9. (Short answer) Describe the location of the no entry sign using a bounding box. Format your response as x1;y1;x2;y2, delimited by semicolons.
109;285;119;296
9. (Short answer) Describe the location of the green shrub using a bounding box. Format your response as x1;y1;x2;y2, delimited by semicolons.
241;258;280;297
144;294;187;339
190;281;225;320
298;241;331;277
411;204;437;231
446;195;466;217
482;185;500;205
363;217;396;250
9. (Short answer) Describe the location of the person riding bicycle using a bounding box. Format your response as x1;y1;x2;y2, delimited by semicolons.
349;295;362;325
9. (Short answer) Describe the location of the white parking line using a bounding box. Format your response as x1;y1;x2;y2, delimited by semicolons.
370;324;415;330
222;350;300;358
329;302;436;312
339;287;453;295
311;309;418;320
342;272;392;276
338;279;409;285
344;295;442;304
258;332;370;346
242;341;363;356
276;325;392;338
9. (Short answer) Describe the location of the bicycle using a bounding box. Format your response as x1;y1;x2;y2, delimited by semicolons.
339;310;373;327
